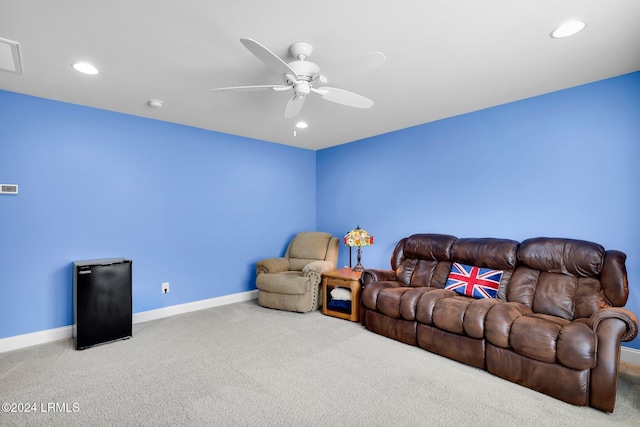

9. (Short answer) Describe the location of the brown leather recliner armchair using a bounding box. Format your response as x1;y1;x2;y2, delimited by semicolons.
256;232;339;313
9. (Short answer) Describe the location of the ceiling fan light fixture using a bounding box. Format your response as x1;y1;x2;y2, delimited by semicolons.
550;20;586;38
72;62;99;75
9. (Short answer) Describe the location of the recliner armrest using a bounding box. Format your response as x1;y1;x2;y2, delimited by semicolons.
302;260;335;276
256;257;290;275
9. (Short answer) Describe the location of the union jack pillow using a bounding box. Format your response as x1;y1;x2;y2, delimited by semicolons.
444;263;503;299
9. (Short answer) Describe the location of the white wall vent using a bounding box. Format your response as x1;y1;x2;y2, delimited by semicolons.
1;184;18;194
0;37;23;74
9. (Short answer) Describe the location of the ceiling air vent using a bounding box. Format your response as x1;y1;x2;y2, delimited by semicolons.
1;184;18;194
0;37;23;74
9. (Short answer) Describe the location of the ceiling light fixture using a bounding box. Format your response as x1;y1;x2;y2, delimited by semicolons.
550;20;586;38
148;99;164;108
72;62;99;75
295;121;309;129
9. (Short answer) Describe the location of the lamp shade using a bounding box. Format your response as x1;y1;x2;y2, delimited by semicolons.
343;226;374;247
344;226;373;272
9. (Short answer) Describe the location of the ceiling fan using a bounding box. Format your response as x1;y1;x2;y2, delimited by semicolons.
212;38;386;119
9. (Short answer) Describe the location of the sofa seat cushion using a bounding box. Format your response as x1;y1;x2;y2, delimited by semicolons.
361;280;443;320
362;281;401;311
256;271;308;295
431;295;503;338
486;303;597;370
414;289;457;325
510;314;596;370
376;287;439;320
363;285;442;320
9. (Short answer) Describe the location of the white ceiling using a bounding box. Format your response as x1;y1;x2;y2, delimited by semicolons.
1;1;639;150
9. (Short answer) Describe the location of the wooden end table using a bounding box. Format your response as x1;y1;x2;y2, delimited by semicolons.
321;267;362;321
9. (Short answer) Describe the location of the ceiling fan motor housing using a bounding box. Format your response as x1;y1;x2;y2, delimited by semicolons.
286;60;321;82
285;41;323;85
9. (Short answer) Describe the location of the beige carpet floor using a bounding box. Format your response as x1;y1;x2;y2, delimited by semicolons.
1;300;639;426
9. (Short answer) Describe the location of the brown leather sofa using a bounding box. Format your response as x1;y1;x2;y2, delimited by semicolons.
360;234;638;412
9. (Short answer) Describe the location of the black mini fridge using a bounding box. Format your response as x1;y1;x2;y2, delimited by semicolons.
73;258;132;350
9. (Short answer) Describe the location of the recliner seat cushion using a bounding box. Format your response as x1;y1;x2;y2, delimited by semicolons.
256;271;308;295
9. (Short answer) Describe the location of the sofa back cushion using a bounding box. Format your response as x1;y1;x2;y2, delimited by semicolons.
449;238;519;300
392;234;457;287
508;237;616;320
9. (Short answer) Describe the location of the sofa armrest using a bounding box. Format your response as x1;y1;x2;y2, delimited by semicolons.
587;307;639;412
256;257;290;275
588;307;638;342
362;268;398;285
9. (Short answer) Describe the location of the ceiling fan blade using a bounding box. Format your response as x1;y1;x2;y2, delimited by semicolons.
284;95;306;119
313;52;386;83
212;84;289;92
312;87;374;109
240;38;298;78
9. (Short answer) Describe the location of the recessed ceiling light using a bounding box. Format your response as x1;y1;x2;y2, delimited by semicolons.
295;121;308;129
72;62;99;75
550;20;586;38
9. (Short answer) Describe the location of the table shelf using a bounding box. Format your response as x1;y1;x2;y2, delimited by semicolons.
321;268;362;321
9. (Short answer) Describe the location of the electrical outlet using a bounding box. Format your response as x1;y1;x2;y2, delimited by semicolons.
162;282;169;294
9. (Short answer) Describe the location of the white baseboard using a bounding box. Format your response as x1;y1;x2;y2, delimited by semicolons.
132;289;258;324
2;291;639;366
0;325;75;354
0;290;258;354
621;346;640;365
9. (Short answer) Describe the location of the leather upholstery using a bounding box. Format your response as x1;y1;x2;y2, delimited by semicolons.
361;233;638;412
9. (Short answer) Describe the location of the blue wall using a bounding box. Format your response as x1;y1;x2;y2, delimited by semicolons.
317;71;640;349
0;91;316;339
2;72;639;350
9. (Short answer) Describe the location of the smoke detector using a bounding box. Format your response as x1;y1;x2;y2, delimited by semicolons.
148;99;164;108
